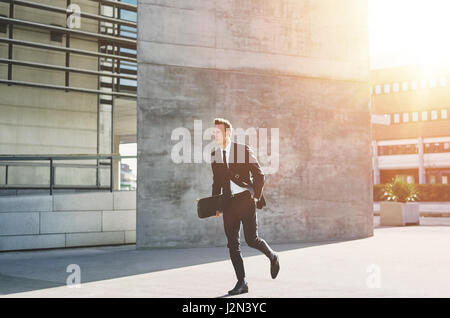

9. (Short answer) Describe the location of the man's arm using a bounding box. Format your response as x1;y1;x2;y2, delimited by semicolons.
246;145;265;200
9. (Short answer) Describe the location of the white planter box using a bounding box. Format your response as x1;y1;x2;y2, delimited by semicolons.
380;201;420;226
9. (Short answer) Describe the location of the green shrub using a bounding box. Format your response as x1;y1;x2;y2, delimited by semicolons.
374;182;450;202
380;176;419;203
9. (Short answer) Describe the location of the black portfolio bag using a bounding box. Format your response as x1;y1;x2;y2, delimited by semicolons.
197;194;224;219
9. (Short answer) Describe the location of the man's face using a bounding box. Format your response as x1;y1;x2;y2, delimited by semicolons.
213;124;228;146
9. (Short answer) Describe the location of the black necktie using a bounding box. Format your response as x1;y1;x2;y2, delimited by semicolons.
222;150;232;198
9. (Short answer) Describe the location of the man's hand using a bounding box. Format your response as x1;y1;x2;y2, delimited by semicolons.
214;210;221;217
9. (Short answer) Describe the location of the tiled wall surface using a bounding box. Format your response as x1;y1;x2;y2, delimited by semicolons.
0;191;136;251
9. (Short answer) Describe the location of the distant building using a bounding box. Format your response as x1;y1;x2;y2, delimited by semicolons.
120;162;135;190
371;65;450;184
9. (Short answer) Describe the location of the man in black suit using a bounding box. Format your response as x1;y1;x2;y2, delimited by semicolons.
211;118;280;296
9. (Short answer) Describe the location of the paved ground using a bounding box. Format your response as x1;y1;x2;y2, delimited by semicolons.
1;220;450;297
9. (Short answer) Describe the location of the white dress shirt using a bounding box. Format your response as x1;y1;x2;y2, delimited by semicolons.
220;140;247;195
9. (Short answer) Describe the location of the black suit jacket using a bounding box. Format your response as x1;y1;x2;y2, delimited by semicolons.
211;142;266;209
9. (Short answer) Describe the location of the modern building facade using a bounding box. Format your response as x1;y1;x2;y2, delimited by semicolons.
0;0;137;193
371;65;450;184
0;0;138;251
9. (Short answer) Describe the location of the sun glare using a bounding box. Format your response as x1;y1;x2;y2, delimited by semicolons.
369;0;450;69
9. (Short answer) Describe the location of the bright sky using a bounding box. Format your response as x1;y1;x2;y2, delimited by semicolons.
369;0;450;69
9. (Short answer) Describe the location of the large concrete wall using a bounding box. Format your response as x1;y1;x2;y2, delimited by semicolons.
137;0;373;248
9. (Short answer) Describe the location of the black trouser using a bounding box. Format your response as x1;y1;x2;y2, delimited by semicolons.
222;190;276;282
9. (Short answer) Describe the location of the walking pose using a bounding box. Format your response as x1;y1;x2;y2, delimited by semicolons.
211;118;280;296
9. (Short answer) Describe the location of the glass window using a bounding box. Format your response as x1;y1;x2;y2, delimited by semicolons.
444;142;450;150
384;114;391;124
443;176;448;184
440;77;447;87
402;81;409;91
412;112;419;121
442;109;448;119
406;176;415;184
393;113;400;123
422;111;428;120
411;80;418;90
433;142;441;153
420;79;427;89
430;175;436;184
431;110;438;120
384;84;391;93
393;83;400;92
375;85;382;94
403;113;409;122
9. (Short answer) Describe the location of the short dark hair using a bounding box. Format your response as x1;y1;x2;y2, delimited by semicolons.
214;118;232;131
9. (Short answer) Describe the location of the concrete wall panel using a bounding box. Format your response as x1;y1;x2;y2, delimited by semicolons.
138;0;369;81
0;212;39;236
0;195;52;212
53;192;114;211
40;211;102;234
0;191;136;251
137;0;372;248
102;210;136;231
125;230;136;244
113;191;136;210
0;234;65;251
66;231;125;247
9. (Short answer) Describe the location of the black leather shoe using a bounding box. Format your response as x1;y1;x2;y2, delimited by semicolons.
270;253;280;279
228;280;249;295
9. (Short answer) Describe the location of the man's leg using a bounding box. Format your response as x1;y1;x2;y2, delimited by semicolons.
223;200;245;281
242;196;276;261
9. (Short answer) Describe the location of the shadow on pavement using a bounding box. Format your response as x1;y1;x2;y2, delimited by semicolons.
0;239;345;296
0;274;63;295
